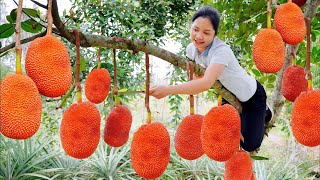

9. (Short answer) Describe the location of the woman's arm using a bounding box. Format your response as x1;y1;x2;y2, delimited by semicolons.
149;64;224;99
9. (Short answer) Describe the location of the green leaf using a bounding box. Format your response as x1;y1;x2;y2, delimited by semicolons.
0;24;15;38
10;8;40;22
250;155;269;160
252;69;261;76
10;9;17;22
268;74;276;83
21;19;42;33
80;56;86;72
239;23;247;34
6;15;14;23
118;88;128;93
22;8;39;18
266;83;274;88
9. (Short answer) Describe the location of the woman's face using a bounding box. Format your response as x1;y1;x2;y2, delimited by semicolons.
190;17;215;53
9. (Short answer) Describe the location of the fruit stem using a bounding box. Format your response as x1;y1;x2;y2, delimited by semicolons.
218;95;222;106
113;49;119;107
74;29;82;103
305;17;312;90
188;61;195;115
97;47;101;69
308;80;313;91
47;0;53;35
15;0;23;74
145;44;151;124
267;0;272;29
56;84;75;109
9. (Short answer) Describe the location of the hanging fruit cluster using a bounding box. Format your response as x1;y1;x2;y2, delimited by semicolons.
252;0;320;149
1;0;319;179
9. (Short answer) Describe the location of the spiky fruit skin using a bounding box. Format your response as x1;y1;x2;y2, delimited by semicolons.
0;74;42;139
224;150;253;180
201;104;240;162
252;29;285;73
131;122;170;179
104;105;132;147
281;65;307;102
250;172;255;180
174;114;204;160
291;90;320;147
25;35;72;97
60;101;100;159
85;68;111;104
274;2;306;45
292;0;307;7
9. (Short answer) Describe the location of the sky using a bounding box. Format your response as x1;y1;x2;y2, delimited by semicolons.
4;0;72;15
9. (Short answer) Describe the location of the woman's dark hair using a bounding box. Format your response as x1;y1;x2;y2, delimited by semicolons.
191;6;220;36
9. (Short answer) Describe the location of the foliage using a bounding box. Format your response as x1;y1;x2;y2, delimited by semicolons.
254;142;318;179
206;0;320;89
168;66;188;125
86;141;132;179
68;0;195;41
0;0;319;179
0;8;43;38
0;63;13;81
0;134;58;180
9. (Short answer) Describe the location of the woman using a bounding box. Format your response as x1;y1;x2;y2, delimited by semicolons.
149;5;273;152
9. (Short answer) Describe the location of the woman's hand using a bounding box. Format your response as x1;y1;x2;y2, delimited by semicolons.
149;85;170;99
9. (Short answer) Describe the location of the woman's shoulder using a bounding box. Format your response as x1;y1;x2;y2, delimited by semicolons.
186;43;195;57
210;38;232;53
186;43;195;50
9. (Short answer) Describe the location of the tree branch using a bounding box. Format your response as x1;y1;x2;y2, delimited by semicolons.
29;0;47;9
0;31;46;54
50;0;243;112
52;0;74;44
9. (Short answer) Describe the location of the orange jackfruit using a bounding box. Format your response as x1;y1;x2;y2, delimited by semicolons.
25;35;72;97
292;0;307;7
250;172;255;180
201;104;241;162
281;65;307;102
131;122;170;179
0;74;42;139
85;68;111;104
104;105;132;147
60;101;100;159
174;114;204;160
274;2;306;45
291;90;320;147
224;150;253;180
252;29;285;73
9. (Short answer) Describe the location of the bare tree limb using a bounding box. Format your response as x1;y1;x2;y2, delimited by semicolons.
51;0;75;44
30;0;47;9
0;31;46;54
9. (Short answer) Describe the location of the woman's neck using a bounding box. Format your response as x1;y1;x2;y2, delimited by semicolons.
197;48;205;54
